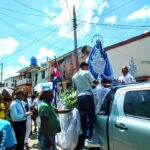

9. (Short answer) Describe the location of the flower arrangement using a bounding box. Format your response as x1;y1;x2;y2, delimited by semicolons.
60;89;77;109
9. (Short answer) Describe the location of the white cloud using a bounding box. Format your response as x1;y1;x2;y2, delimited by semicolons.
105;16;117;25
92;16;100;24
126;6;150;21
36;46;56;64
98;1;108;15
58;25;73;38
0;38;19;57
95;26;100;30
44;18;51;26
144;30;149;33
43;0;107;39
43;7;56;17
3;65;20;80
17;56;30;67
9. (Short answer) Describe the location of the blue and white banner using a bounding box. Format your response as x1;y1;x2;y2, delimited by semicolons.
87;40;114;80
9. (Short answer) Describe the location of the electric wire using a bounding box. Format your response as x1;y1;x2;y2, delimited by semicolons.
14;0;48;15
0;11;53;31
2;30;57;64
101;0;134;17
0;15;59;49
65;0;72;20
12;29;46;38
78;20;150;30
0;7;49;17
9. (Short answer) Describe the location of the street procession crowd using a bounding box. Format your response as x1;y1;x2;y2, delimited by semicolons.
0;57;136;150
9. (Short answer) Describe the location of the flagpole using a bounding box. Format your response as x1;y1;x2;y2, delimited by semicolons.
54;56;64;92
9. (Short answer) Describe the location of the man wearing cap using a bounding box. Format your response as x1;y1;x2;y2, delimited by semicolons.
22;92;33;149
9;89;32;150
72;62;99;148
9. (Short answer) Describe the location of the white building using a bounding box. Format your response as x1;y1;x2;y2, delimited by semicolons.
105;31;150;81
4;76;17;88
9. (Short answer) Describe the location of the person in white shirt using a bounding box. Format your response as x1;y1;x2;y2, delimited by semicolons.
22;93;33;150
33;95;42;132
118;66;135;83
72;62;99;148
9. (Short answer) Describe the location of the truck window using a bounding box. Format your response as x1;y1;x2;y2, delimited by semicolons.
100;89;116;115
124;90;150;119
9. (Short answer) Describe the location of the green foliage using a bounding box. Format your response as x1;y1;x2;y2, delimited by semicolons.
60;89;77;109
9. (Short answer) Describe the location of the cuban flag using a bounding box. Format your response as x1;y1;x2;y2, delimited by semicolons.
52;59;60;107
87;40;114;80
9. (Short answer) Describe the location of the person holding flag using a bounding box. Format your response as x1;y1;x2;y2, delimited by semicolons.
52;58;61;107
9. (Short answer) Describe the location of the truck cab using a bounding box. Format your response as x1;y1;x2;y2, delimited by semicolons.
92;83;150;150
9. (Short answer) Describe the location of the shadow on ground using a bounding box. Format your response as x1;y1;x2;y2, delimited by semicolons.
29;133;40;150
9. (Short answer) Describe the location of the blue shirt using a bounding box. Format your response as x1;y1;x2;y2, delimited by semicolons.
0;119;16;150
10;99;26;122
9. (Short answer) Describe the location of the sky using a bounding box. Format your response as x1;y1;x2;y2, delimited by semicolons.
0;0;150;80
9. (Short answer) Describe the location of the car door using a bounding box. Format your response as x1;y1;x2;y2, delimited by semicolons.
93;89;116;150
109;88;150;150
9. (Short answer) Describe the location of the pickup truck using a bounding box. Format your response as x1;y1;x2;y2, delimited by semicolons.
87;83;150;150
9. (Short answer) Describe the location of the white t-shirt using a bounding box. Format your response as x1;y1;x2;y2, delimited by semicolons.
33;98;41;109
72;69;95;96
119;73;135;83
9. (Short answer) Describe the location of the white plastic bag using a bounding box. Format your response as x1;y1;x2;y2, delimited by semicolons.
92;86;110;114
56;108;82;150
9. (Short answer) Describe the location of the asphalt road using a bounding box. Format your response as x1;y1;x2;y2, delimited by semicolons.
28;133;62;150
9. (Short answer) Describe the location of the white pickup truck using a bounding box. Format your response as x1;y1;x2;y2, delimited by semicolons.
88;83;150;150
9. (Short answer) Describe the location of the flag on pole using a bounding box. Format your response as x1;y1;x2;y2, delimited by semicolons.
52;58;60;107
87;40;114;80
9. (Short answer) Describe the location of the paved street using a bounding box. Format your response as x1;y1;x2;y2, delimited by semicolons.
28;133;63;150
28;133;100;150
28;133;39;150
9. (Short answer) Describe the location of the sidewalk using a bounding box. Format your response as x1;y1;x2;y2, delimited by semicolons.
28;133;63;150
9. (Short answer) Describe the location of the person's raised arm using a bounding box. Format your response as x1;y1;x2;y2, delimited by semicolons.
54;107;72;114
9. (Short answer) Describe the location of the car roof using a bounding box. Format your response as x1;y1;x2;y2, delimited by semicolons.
111;82;150;91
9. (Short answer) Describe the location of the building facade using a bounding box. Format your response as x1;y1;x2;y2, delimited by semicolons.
4;32;150;92
105;31;150;81
48;46;91;89
4;76;17;88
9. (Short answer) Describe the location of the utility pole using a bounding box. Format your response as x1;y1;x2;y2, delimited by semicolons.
0;63;3;86
73;5;79;71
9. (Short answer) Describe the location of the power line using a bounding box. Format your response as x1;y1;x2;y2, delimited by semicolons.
0;16;59;48
100;0;134;17
76;0;85;15
65;0;72;20
2;30;56;64
0;17;60;64
0;7;49;17
2;25;75;66
0;11;53;31
14;0;48;15
12;29;45;38
78;20;150;30
0;11;76;63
